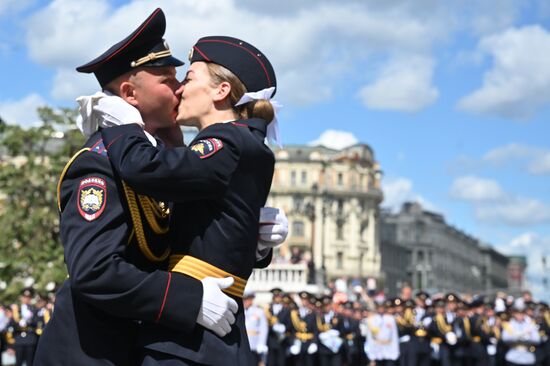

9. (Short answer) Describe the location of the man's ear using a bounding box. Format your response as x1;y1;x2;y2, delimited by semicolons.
213;81;231;102
119;81;139;107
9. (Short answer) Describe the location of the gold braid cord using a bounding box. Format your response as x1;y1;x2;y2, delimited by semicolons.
436;314;452;334
291;310;307;333
463;317;472;338
317;315;331;332
122;181;170;262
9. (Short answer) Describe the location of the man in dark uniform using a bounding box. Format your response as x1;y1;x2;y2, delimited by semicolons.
33;9;242;366
99;34;279;365
265;288;291;366
339;301;362;366
468;297;490;366
317;295;344;366
7;288;39;366
288;293;318;366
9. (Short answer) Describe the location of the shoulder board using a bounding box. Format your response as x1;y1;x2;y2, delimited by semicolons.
56;148;91;211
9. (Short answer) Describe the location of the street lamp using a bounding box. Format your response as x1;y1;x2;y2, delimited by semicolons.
291;183;318;284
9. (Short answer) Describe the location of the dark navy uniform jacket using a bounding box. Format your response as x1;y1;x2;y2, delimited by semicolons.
34;132;203;366
101;118;275;365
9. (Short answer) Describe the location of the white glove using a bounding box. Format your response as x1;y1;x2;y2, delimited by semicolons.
445;331;457;346
75;91;144;137
257;207;288;252
289;339;301;355
93;93;144;128
196;277;239;337
256;344;268;355
307;342;318;354
273;323;286;334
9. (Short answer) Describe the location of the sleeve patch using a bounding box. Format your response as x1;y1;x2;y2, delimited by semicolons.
190;138;223;159
77;177;107;221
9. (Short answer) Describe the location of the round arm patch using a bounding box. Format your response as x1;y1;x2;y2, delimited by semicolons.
190;138;224;159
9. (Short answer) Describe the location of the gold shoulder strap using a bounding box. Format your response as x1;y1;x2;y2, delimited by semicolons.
57;148;90;211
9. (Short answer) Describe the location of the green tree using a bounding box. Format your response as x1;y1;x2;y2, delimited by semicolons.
0;107;84;302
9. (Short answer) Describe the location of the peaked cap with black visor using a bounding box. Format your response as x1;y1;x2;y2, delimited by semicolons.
76;8;183;88
188;36;277;96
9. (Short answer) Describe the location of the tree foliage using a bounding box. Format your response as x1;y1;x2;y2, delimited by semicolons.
0;107;85;302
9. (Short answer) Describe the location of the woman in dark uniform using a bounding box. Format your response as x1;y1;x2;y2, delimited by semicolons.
101;36;279;366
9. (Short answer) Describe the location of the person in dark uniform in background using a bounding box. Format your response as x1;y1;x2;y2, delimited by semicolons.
33;9;247;366
317;295;344;366
395;298;415;366
99;35;279;365
288;293;318;366
6;288;39;366
265;288;291;366
468;297;490;366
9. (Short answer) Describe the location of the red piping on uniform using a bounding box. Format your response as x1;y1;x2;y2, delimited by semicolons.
104;134;125;150
197;39;272;86
84;8;162;69
193;46;211;62
231;122;247;127
90;139;103;150
156;272;171;323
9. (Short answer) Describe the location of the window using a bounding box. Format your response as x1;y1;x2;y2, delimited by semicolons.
301;171;307;184
337;251;344;269
291;170;296;185
337;172;344;186
292;220;305;237
337;199;344;215
336;221;344;240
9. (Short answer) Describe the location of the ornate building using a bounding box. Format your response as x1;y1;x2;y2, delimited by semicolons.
265;144;384;286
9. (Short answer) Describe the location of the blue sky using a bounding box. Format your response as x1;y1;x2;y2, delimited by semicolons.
1;0;549;301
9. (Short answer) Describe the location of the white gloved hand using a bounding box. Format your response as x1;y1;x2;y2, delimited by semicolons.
196;277;239;337
257;207;288;252
289;339;301;355
93;94;144;128
256;344;269;355
76;92;144;137
273;323;286;334
307;342;318;354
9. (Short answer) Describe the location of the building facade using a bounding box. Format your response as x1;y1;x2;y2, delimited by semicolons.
380;202;511;296
266;144;384;286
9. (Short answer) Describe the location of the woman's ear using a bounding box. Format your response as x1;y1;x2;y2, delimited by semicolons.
213;81;231;102
119;81;139;107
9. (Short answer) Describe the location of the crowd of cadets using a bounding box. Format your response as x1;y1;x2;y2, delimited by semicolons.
246;288;550;366
0;288;53;366
0;286;548;366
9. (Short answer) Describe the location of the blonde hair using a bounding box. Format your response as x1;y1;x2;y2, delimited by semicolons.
205;63;274;123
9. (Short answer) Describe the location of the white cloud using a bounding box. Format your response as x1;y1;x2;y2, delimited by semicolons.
483;143;550;175
497;232;550;302
475;198;550;225
458;25;550;119
309;130;358;150
24;0;446;108
50;68;99;102
381;177;436;212
451;175;550;225
528;152;550;175
0;94;47;127
450;176;505;202
0;0;34;18
358;55;438;112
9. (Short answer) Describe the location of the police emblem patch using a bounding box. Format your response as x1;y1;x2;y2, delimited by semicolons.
78;177;107;221
190;138;223;159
